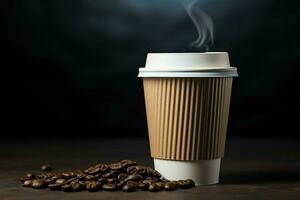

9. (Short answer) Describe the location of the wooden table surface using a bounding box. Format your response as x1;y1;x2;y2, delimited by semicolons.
0;138;299;200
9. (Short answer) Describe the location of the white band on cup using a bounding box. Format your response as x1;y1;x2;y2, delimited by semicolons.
138;70;238;77
154;158;221;186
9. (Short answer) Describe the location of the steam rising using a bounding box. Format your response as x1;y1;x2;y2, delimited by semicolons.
181;0;214;52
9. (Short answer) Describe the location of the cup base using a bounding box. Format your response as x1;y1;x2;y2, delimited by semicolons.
154;158;221;186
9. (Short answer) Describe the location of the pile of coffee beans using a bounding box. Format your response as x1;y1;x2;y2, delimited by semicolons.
20;160;195;192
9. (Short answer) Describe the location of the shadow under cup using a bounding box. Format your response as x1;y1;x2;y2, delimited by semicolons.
138;53;238;185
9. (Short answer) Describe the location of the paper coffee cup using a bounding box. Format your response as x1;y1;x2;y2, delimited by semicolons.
138;52;238;185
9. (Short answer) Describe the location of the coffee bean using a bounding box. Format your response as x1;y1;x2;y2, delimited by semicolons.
41;164;51;171
62;172;75;179
88;167;102;175
123;183;137;192
117;181;126;189
110;170;120;177
146;176;158;180
65;177;78;184
107;178;116;184
61;184;72;192
181;179;195;189
85;175;96;180
55;178;66;184
71;183;82;191
20;177;28;183
138;182;149;190
52;174;63;180
126;166;137;174
48;183;62;191
86;181;101;192
88;164;108;174
26;173;35;179
164;182;176;191
156;182;165;190
110;163;123;170
23;180;32;187
135;166;147;175
120;160;136;167
142;179;154;184
126;181;139;187
31;179;46;189
125;174;143;182
160;177;170;182
176;180;185;188
79;180;86;187
45;177;56;185
117;173;128;181
148;183;161;192
102;183;117;191
102;172;112;179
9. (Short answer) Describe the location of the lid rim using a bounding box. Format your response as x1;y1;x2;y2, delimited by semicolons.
139;66;237;72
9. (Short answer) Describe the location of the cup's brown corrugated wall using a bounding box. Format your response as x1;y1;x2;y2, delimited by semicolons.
143;77;233;160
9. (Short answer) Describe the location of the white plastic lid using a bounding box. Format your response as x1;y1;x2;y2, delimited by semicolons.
138;52;238;77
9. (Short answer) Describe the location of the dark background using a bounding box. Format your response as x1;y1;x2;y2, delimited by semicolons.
0;0;299;139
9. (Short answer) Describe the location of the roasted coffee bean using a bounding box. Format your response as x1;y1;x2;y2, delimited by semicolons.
26;173;35;179
55;178;66;184
94;174;102;179
61;184;72;192
148;183;161;192
31;179;46;189
41;164;51;171
107;178;116;184
45;177;56;185
160;177;170;183
52;174;63;180
126;181;139;187
142;179;155;185
65;177;78;184
125;174;143;182
110;170;120;177
102;183;117;191
150;169;161;177
37;174;46;179
88;167;102;175
181;179;195;189
86;181;101;192
79;180;86;187
88;164;108;174
110;163;123;170
156;182;165;190
164;182;176;191
117;181;126;189
147;167;161;177
138;182;149;190
134;166;147;175
71;183;82;191
123;183;137;192
23;180;32;187
120;160;136;167
117;173;128;181
102;172;112;179
126;166;137;174
48;183;62;191
85;175;96;180
62;172;75;179
20;177;28;183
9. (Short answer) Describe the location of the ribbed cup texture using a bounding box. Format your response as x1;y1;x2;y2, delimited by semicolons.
143;77;233;160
